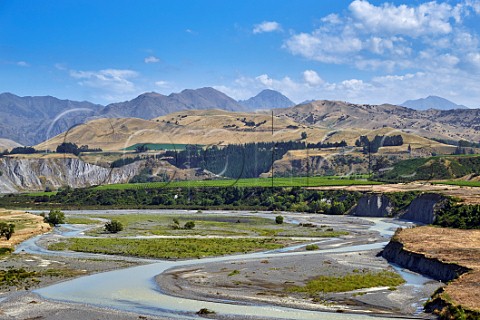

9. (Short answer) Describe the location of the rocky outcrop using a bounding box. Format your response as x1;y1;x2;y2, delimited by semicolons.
382;240;469;282
0;157;144;193
266;153;367;178
350;194;393;217
400;193;446;224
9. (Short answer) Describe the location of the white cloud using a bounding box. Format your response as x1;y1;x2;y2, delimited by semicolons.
17;61;29;67
283;0;480;75
339;79;368;91
155;80;170;88
321;13;342;25
467;52;480;69
253;21;282;34
348;0;455;37
466;0;480;14
303;70;323;86
284;32;362;63
217;65;480;107
255;74;274;87
185;28;198;34
372;73;418;83
54;63;67;71
69;69;139;101
144;56;160;63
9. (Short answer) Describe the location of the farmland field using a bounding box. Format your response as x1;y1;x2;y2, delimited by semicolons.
95;175;381;191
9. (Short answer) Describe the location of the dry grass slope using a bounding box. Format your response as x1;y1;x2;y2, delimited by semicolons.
0;209;51;248
396;226;480;312
34;109;453;156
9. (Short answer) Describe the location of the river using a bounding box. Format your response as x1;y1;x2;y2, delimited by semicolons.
16;210;434;319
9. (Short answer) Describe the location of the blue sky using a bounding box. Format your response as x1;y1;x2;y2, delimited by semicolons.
1;0;480;107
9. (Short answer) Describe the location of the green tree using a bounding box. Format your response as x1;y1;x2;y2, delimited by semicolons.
275;215;284;224
330;202;346;215
301;131;308;140
104;220;124;233
184;221;195;229
135;144;149;153
0;223;15;240
56;142;80;156
43;209;65;226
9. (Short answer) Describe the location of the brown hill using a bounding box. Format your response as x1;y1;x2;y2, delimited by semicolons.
0;138;21;151
36;109;451;156
273;100;480;142
36;111;322;151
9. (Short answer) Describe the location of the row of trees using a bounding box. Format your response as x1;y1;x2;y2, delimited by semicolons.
163;140;349;179
56;143;102;155
355;135;404;154
0;143;102;157
22;186;363;215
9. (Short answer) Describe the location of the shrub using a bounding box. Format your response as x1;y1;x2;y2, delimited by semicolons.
43;210;65;226
197;308;215;315
104;220;123;233
275;215;284;224
184;221;195;229
171;218;181;230
305;244;319;251
0;223;15;240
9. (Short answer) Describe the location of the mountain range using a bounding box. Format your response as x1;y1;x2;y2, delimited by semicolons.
0;92;101;146
0;88;296;145
0;88;478;146
401;95;469;110
101;87;245;119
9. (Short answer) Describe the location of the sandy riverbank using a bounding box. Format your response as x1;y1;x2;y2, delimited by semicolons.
0;292;168;320
156;247;440;319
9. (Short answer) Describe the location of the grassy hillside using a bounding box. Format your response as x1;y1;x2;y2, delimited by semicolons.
34;109;451;154
378;155;480;182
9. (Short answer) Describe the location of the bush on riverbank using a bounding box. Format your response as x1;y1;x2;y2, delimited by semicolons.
42;210;65;226
287;270;405;295
435;200;480;229
104;220;123;233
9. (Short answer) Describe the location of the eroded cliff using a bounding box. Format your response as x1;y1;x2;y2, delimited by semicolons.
0;157;143;193
350;193;394;217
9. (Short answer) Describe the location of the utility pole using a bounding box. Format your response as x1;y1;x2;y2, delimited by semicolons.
271;110;274;188
368;140;372;177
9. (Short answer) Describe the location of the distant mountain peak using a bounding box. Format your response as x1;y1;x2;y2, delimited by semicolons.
401;96;468;110
101;87;245;119
141;92;164;97
0;92;102;145
239;89;295;110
